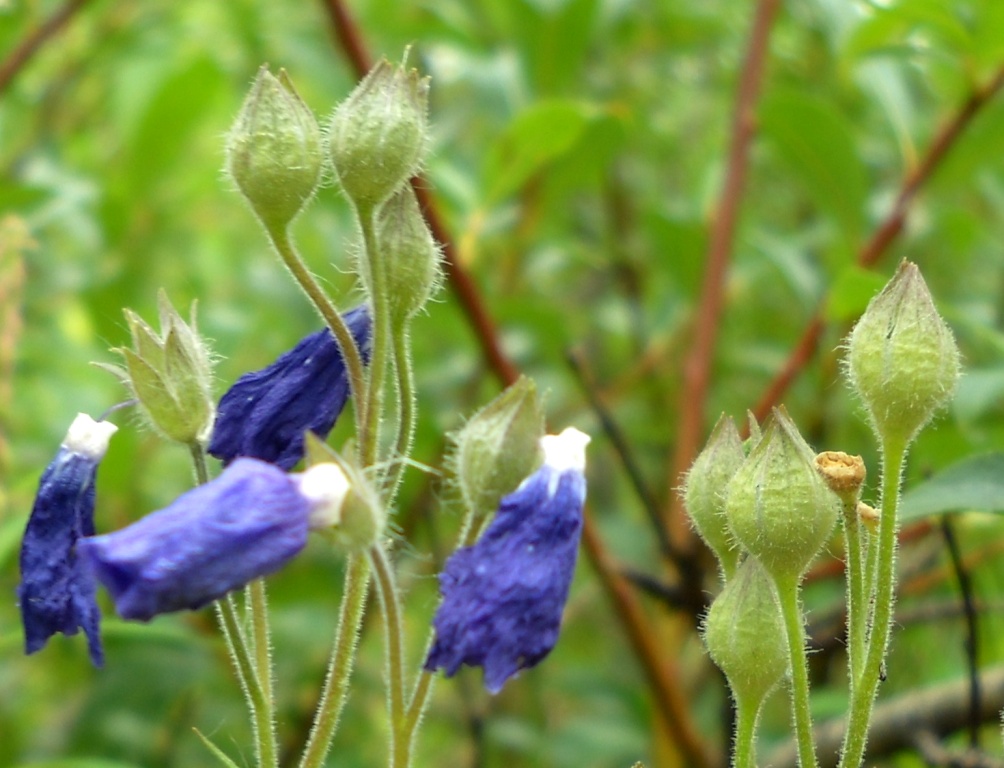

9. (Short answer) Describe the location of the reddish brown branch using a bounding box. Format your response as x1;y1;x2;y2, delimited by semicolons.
317;0;707;758
0;0;94;95
665;0;781;543
752;62;1004;422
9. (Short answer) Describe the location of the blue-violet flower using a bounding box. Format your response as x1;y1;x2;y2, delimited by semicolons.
78;458;349;621
425;427;590;693
18;413;117;667
208;305;371;470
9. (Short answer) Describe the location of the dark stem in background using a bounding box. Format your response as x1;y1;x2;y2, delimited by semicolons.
751;63;1004;424
939;515;981;750
0;0;95;94
665;0;781;545
316;1;715;764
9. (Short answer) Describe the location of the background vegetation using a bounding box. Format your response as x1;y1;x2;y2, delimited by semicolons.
3;0;1004;766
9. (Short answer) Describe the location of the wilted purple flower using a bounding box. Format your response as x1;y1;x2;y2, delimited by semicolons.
425;427;590;693
78;458;349;621
208;305;371;470
18;414;118;667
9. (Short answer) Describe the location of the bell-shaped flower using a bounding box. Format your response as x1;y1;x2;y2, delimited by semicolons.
425;427;590;693
18;413;117;667
78;458;349;621
208;305;371;470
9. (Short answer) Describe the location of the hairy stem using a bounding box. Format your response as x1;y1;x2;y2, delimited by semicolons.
369;543;409;768
775;573;818;768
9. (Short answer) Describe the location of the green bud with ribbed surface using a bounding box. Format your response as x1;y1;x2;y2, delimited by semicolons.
844;260;960;446
328;56;429;210
378;186;441;323
226;66;322;232
725;407;840;582
684;413;745;579
703;556;787;706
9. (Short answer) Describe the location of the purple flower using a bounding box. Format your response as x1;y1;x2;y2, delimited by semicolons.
18;414;118;667
425;427;590;693
208;305;371;470
78;458;348;621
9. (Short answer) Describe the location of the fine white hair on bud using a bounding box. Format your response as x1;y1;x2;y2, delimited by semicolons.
540;427;590;473
64;414;118;460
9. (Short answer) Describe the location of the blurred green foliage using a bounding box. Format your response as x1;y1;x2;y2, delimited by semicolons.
3;1;1004;766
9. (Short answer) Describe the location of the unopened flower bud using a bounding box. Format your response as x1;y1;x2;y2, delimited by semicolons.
844;261;960;445
725;407;840;582
328;57;429;210
857;501;879;534
703;556;787;706
378;186;441;322
103;291;214;446
453;376;544;520
684;414;744;578
815;451;866;508
226;67;322;232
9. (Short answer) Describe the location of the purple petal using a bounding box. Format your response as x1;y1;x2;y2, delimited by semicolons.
78;458;311;621
425;461;586;693
208;305;371;470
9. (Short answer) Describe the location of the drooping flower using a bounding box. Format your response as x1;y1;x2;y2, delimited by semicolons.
425;427;590;693
18;413;118;667
208;305;371;470
78;458;349;621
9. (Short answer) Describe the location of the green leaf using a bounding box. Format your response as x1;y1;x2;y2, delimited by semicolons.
825;265;889;322
899;453;1004;522
759;89;868;242
484;100;593;203
844;0;972;62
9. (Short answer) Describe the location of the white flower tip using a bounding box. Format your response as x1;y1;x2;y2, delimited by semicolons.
64;413;118;459
540;427;590;473
297;462;351;529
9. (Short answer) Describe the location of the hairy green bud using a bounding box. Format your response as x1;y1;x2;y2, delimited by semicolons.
102;291;214;446
328;57;429;210
725;407;840;582
703;556;787;706
684;413;745;578
844;260;960;445
226;66;323;232
378;186;441;322
453;376;545;520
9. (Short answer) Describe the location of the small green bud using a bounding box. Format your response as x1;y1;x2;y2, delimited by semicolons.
703;556;787;706
684;414;745;578
378;186;441;322
302;433;384;553
103;291;214;446
226;66;323;232
844;260;960;445
328;57;429;210
725;407;840;582
453;376;545;520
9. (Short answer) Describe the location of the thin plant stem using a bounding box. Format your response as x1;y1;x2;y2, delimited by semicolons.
356;203;392;468
189;442;209;485
775;572;818;768
369;543;409;768
731;693;760;768
839;436;907;768
843;506;867;687
405;670;434;735
298;555;372;768
386;323;416;502
248;579;278;768
264;223;367;443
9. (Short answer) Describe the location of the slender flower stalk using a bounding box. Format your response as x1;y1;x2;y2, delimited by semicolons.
775;573;817;768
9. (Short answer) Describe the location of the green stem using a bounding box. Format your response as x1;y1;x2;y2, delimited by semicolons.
356;204;392;469
731;692;760;768
838;437;907;768
842;504;867;687
248;580;277;768
298;556;372;768
404;670;434;736
369;543;409;768
386;324;416;502
775;572;817;768
265;223;368;443
189;441;209;485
